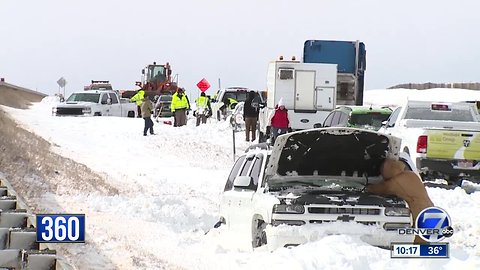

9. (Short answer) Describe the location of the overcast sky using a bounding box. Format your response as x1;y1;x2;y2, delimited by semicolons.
1;0;479;97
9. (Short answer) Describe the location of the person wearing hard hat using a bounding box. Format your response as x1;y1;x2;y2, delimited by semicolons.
130;88;145;118
171;88;190;127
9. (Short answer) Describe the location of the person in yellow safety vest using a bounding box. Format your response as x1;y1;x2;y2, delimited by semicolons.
130;89;145;118
194;92;212;126
226;97;238;110
171;88;190;127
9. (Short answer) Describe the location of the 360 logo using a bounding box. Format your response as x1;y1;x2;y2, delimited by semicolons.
416;206;453;242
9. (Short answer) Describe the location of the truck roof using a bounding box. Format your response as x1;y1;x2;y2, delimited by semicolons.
405;100;477;108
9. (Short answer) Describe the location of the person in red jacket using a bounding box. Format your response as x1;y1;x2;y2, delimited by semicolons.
269;98;291;145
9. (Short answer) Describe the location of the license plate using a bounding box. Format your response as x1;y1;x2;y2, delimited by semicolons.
457;160;473;168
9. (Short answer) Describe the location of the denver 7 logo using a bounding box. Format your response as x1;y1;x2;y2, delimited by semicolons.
417;207;452;242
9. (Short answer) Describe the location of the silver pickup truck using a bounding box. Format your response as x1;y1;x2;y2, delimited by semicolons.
52;90;137;117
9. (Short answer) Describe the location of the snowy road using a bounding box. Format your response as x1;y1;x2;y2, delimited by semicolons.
2;88;480;269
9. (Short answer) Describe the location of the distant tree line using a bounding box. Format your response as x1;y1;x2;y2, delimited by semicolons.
389;82;480;90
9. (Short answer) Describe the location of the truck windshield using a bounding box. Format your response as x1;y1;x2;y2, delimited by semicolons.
223;92;262;103
405;108;475;122
350;113;390;129
159;95;172;101
66;93;100;103
148;66;166;82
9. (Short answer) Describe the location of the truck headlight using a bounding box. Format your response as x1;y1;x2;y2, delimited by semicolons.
82;107;92;114
273;204;305;214
235;114;243;124
52;107;57;115
272;219;306;226
383;223;412;231
384;207;410;217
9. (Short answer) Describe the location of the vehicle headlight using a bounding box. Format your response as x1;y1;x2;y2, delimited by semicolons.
384;207;410;217
272;219;306;226
82;107;92;114
235;114;243;124
52;107;57;114
273;204;305;214
383;223;412;231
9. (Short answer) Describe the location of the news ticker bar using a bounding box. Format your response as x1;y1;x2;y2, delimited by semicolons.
36;214;85;243
391;243;449;258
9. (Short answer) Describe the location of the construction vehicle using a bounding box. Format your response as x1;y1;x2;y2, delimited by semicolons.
120;62;180;100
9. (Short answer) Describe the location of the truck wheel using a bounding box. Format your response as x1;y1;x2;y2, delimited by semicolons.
252;219;267;248
258;132;266;143
447;176;463;187
127;111;135;118
94;112;102;116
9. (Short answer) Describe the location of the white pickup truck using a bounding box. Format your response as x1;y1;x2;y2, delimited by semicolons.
378;100;480;185
52;90;137;117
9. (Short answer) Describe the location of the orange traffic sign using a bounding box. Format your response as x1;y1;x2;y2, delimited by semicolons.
196;78;210;92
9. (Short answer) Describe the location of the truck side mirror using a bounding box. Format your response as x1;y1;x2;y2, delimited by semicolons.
141;69;145;75
233;176;252;189
107;98;112;105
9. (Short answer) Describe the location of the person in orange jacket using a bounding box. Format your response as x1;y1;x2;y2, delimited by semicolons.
368;159;434;244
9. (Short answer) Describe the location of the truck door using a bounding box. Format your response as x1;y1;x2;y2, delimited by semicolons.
316;87;335;110
100;93;111;116
294;70;315;111
108;93;121;116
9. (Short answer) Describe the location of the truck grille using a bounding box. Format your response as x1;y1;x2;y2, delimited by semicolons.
308;207;380;215
56;108;84;116
309;220;377;225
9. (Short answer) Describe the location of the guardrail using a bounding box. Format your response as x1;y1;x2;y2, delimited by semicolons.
0;174;74;270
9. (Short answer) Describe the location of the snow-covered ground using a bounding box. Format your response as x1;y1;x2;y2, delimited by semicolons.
2;88;480;269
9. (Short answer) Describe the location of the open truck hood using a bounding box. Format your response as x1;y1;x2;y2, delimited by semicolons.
266;128;401;184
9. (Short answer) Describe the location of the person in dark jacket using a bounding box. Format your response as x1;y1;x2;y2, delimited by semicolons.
140;97;154;136
269;98;290;145
243;91;259;142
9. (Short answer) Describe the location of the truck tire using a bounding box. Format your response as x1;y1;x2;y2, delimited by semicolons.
447;176;463;187
252;219;267;248
94;112;102;116
127;111;135;118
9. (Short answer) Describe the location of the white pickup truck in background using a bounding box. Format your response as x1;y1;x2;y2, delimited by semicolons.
378;100;480;185
52;90;137;117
